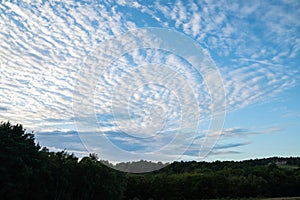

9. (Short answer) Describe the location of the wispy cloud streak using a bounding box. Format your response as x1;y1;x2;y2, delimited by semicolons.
0;0;299;161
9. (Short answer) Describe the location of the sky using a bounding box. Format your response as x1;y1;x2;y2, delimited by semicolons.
0;0;300;164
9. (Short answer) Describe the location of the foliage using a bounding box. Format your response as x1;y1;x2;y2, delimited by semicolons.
1;122;300;199
0;122;125;200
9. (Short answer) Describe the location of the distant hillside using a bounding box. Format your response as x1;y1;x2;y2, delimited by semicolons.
124;157;300;199
101;156;300;173
158;156;300;173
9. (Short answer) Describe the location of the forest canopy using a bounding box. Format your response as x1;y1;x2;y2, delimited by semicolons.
0;122;299;200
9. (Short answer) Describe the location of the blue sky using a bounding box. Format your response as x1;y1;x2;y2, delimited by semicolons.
0;0;299;163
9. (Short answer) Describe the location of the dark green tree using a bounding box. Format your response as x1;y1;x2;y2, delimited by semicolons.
0;122;40;199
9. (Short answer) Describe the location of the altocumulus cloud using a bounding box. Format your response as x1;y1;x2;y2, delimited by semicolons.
0;0;299;161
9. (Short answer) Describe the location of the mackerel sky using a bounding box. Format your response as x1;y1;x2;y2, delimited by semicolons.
0;0;299;163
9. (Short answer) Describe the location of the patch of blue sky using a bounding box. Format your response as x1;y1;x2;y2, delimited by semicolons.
1;0;299;162
115;3;161;28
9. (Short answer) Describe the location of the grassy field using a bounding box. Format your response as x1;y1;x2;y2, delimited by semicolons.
261;198;300;200
215;197;300;200
278;165;299;170
260;198;300;200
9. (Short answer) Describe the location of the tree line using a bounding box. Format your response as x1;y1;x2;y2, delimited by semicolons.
1;122;299;199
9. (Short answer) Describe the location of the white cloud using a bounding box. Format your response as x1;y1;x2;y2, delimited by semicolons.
0;1;133;128
0;0;299;162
